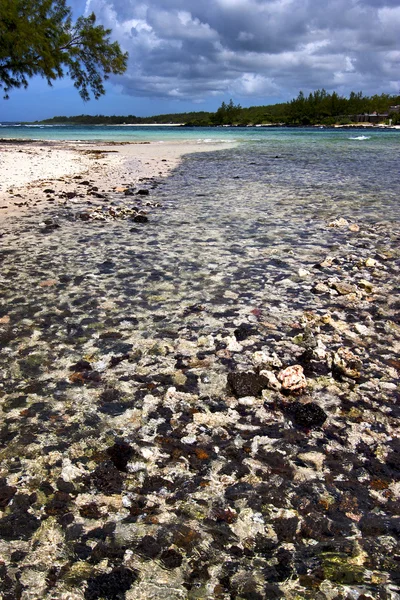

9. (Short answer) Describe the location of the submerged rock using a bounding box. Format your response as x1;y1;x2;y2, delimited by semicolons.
277;364;307;393
227;371;269;397
331;347;362;379
289;402;327;428
84;567;138;600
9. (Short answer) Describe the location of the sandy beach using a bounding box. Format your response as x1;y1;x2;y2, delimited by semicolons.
0;139;226;221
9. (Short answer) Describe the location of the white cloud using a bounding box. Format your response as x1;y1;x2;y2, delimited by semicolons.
85;0;400;103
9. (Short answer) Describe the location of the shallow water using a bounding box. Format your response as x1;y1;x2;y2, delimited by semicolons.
1;133;400;599
3;133;400;334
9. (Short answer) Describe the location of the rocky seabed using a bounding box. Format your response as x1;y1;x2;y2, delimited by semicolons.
0;154;399;600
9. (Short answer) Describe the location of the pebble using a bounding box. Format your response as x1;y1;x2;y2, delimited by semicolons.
226;336;243;352
252;350;282;369
354;323;371;336
238;396;256;406
259;369;282;391
332;281;357;295
332;347;362;379
328;217;349;227
277;364;307;393
365;257;377;267
298;268;311;277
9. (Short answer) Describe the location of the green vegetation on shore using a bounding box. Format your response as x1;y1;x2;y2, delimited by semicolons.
35;90;400;126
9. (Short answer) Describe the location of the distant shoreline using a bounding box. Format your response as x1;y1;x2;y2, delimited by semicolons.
2;122;399;130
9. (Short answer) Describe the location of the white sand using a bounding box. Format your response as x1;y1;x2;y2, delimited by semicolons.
0;139;232;220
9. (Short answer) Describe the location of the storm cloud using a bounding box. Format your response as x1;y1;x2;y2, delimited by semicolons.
86;0;400;102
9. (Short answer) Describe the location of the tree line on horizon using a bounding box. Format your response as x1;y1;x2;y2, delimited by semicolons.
36;90;400;126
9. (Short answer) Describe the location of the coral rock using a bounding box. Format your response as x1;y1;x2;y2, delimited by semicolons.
277;365;307;393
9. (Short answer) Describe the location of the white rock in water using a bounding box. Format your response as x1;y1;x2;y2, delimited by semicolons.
127;461;147;473
298;268;311;278
253;350;282;369
298;451;326;471
122;496;132;508
259;370;282;391
314;339;327;360
180;435;197;444
93;359;108;372
224;290;239;299
61;458;85;483
238;396;255;406
140;447;154;460
365;257;377;267
354;323;371;336
328;217;349;228
226;336;243;352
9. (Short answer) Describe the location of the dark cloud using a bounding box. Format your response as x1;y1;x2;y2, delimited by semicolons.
87;0;400;102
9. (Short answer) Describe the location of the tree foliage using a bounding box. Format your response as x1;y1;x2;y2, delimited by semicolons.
212;99;242;125
0;0;128;100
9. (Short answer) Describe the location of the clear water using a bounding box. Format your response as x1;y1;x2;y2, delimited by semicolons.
1;125;400;598
1;127;399;338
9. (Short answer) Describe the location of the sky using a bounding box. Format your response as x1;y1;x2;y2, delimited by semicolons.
1;0;400;121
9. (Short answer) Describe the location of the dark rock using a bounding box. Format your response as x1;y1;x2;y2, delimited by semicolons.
45;491;71;516
359;515;388;536
135;535;162;559
107;441;134;472
89;540;125;564
40;220;60;233
0;562;23;600
65;523;84;541
132;214;149;223
99;403;128;416
100;331;123;340
225;482;254;501
272;516;299;541
56;478;75;493
97;260;115;273
136;189;150;195
84;567;137;600
69;359;92;372
262;584;284;598
10;550;27;562
227;371;269;397
0;479;17;508
69;370;101;385
160;548;183;569
0;510;40;540
59;512;74;528
109;353;130;367
79;503;103;519
234;323;257;341
289;402;327;428
91;461;123;494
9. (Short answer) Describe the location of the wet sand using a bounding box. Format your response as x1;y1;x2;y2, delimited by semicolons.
0;139;227;221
